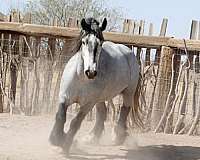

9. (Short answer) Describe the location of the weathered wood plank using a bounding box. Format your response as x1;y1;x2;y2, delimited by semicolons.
1;22;200;51
0;22;80;37
190;20;198;40
159;18;168;37
151;46;174;130
145;23;153;65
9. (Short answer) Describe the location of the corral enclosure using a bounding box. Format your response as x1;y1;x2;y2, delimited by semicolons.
0;10;200;138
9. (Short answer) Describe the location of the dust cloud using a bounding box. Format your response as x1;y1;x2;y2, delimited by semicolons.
1;114;200;160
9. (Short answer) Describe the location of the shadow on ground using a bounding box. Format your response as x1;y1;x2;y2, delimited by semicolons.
69;145;200;160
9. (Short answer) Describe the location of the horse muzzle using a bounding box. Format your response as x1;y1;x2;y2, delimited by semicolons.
85;70;97;79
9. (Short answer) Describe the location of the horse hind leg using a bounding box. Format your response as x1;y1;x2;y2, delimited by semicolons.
88;102;107;144
113;91;132;145
49;102;68;147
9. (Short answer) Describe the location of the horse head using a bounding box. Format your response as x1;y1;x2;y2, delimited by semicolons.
80;18;107;79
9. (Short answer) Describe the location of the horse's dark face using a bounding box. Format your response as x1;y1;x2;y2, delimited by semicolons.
80;18;107;79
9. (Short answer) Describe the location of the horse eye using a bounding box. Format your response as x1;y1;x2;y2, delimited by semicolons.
82;41;85;45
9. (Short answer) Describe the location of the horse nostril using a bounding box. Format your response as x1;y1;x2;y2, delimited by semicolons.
85;70;90;76
93;71;97;77
85;70;97;79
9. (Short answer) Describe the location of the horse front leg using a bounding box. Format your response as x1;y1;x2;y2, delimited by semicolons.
49;102;68;147
63;103;94;154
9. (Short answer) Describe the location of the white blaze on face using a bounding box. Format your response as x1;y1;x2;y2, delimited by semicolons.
82;40;90;73
82;34;99;74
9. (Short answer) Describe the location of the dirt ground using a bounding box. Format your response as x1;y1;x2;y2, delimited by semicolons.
0;113;200;160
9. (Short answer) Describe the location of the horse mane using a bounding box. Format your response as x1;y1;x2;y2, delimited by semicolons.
71;18;105;54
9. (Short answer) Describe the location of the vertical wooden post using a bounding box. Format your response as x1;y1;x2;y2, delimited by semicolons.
123;19;135;49
145;23;153;66
9;10;21;113
195;54;200;73
127;20;135;34
154;18;168;64
195;20;200;73
190;20;198;40
187;25;200;134
20;12;31;115
67;17;79;28
122;19;129;33
0;33;3;113
149;19;168;128
163;53;181;133
188;20;198;116
1;14;11;113
159;18;168;37
151;46;174;130
133;21;140;35
189;20;198;70
139;20;145;35
186;20;200;135
42;18;57;114
0;13;6;112
136;20;145;65
32;37;41;115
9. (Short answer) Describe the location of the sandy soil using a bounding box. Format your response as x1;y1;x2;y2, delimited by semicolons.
0;113;200;160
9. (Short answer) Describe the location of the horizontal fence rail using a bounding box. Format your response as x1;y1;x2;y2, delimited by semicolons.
1;22;200;51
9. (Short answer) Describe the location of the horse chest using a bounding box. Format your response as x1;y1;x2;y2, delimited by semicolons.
75;79;105;104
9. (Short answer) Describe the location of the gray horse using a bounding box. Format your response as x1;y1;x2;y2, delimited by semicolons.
49;17;142;154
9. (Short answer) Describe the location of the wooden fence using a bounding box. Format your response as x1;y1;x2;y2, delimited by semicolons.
0;11;200;136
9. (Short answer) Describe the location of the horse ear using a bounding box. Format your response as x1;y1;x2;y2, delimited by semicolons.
100;18;107;31
81;18;91;31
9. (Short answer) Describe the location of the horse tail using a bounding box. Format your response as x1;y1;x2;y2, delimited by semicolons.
131;73;144;128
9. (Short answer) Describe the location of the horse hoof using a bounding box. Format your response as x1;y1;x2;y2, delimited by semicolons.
112;125;128;145
113;132;128;146
61;148;70;157
62;143;71;156
49;131;65;147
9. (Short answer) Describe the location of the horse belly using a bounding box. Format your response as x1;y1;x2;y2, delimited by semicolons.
98;71;128;101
